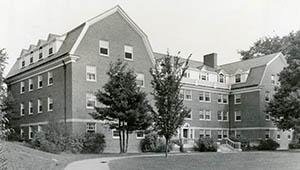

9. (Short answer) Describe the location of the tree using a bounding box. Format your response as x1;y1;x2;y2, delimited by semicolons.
90;59;152;153
0;49;9;139
150;52;191;157
239;31;300;133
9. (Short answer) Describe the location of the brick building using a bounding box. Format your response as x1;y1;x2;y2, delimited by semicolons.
5;6;292;152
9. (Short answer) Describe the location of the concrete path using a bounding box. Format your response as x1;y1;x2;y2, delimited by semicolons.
65;152;207;170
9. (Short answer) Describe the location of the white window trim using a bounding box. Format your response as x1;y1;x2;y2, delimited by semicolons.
28;101;33;115
20;103;24;116
136;130;145;139
20;128;24;138
124;45;133;61
28;79;33;92
222;94;228;104
184;111;192;120
205;110;211;121
20;81;25;94
29;126;33;139
48;97;53;112
99;40;109;57
235;74;242;83
86;122;96;133
235;111;241;122
199;110;205;120
112;129;120;139
184;90;192;101
265;130;270;139
37;99;42;113
217;111;223;121
86;65;97;82
277;131;281;140
288;132;292;140
217;94;223;104
205;129;211;138
223;112;229;122
136;73;145;88
38;125;42;132
199;91;211;103
48;72;53;86
86;93;97;109
265;112;271;121
234;94;241;104
38;75;43;89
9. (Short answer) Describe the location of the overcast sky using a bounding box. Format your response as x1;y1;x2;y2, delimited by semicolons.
1;0;300;75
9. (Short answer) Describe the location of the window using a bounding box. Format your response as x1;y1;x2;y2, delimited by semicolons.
265;130;270;139
86;66;96;82
183;70;190;78
199;91;210;102
48;97;53;111
30;56;33;64
48;72;53;85
185;90;192;100
222;95;228;104
124;45;133;60
217;94;222;103
235;111;241;121
205;110;211;120
200;73;208;81
217;130;222;139
223;112;228;121
235;74;241;83
235;94;241;104
39;47;43;60
99;40;109;56
28;79;33;91
271;75;275;84
112;130;120;139
205;130;211;137
185;111;192;120
223;130;228;138
29;126;33;139
204;92;210;102
235;130;241;138
265;91;270;102
179;89;184;99
199;110;205;120
136;131;145;139
38;75;43;88
22;60;25;68
277;131;280;140
219;74;225;83
86;93;97;109
265;112;271;121
199;129;204;138
217;111;222;121
136;73;145;87
38;99;42;113
20;81;25;94
288;133;291;140
20;103;24;116
38;125;42;132
86;123;96;133
29;101;33;115
48;47;53;55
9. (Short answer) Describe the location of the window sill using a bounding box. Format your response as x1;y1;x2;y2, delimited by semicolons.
136;137;145;140
99;54;109;57
124;58;133;61
86;79;97;82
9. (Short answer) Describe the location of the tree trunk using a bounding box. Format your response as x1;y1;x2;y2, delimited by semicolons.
119;121;123;153
125;130;129;153
165;137;169;158
122;122;126;153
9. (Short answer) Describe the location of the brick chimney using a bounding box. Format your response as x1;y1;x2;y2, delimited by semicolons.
203;53;217;68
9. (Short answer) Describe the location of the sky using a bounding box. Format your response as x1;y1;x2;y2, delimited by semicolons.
1;0;300;76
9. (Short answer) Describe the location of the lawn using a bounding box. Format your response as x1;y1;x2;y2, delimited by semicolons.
2;141;137;170
109;151;300;170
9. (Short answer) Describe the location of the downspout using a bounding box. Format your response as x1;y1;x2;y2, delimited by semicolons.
62;60;67;131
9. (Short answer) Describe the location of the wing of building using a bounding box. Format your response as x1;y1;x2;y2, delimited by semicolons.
5;5;291;151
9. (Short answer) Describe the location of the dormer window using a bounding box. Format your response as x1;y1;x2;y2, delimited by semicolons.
49;47;53;55
30;56;33;64
183;70;190;78
21;60;25;68
219;74;225;83
200;73;208;81
39;47;43;60
235;74;241;83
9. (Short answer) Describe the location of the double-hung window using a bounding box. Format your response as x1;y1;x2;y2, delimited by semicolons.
20;81;25;94
136;131;145;139
235;94;241;104
271;75;276;84
99;40;109;56
265;112;271;121
48;47;53;55
48;72;53;85
29;126;33;139
265;91;270;102
222;94;228;104
48;97;53;111
205;110;211;120
29;101;33;115
39;47;43;60
38;75;43;88
38;99;42;113
29;79;33;91
124;45;133;60
200;110;211;121
86;66;96;82
185;90;192;100
219;74;225;83
235;74;241;83
217;111;223;121
20;103;24;116
136;73;145;87
86;123;96;133
235;111;241;121
112;130;120;139
199;91;210;102
86;93;97;109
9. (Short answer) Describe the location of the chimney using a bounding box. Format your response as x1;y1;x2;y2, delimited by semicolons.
203;53;217;68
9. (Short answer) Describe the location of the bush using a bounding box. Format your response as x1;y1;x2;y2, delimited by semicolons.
66;135;84;154
257;139;279;150
289;142;300;149
140;133;172;153
194;137;217;152
82;133;106;154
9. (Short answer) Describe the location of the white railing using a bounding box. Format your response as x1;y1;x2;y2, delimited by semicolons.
181;78;230;89
221;138;241;150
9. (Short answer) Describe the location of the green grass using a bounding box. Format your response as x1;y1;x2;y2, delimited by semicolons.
109;152;300;170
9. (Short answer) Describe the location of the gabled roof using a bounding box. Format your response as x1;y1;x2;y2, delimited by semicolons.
220;53;281;74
